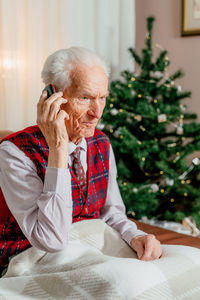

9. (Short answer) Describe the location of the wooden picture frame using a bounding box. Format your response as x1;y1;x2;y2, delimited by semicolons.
182;0;200;36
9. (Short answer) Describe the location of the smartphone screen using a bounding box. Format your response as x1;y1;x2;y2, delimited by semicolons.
42;84;57;98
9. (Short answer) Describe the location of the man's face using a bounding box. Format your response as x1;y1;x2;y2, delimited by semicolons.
61;64;108;143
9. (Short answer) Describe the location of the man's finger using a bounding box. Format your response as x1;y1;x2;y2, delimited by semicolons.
57;110;69;121
37;91;48;119
140;235;154;260
39;90;48;101
132;240;145;259
41;92;64;120
49;98;68;121
142;236;161;260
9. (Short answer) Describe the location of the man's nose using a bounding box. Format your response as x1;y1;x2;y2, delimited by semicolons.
88;100;102;119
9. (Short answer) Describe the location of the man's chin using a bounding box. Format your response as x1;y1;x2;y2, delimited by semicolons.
82;127;96;138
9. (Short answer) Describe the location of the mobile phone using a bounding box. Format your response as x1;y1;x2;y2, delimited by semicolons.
42;84;57;98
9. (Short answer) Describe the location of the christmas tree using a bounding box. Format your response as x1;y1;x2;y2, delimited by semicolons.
101;16;200;228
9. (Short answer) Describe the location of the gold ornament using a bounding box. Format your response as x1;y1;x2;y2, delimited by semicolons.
181;180;185;184
169;143;176;147
134;115;142;121
184;192;188;197
131;77;135;81
153;99;158;103
110;129;113;133
160;171;164;174
111;98;115;102
128;84;132;88
170;198;175;202
110;103;114;108
142;157;146;161
140;126;146;132
119;109;123;113
137;141;142;145
138;94;142;98
120;135;123;139
160;189;165;193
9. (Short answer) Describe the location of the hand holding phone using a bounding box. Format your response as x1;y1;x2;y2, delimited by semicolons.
37;84;69;168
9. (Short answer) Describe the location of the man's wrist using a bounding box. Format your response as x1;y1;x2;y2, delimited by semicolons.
48;148;68;169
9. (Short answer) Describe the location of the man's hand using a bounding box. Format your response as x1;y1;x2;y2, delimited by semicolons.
37;90;69;169
131;234;162;261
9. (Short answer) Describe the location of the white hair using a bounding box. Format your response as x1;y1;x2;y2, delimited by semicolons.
41;47;110;92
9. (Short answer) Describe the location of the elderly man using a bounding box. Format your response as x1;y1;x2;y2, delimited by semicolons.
0;47;162;276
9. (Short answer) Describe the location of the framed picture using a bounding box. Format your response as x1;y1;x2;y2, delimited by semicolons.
182;0;200;36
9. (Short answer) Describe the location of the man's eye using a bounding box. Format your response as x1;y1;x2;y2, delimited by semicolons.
76;97;91;104
80;97;90;101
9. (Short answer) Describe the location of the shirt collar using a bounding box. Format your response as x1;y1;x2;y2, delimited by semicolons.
68;138;87;156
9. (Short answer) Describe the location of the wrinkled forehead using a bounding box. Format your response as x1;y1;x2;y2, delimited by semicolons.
67;64;108;97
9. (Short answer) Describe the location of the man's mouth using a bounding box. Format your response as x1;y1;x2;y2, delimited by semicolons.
82;121;97;125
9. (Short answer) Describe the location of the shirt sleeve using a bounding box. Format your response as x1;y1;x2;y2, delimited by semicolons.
0;141;72;252
99;145;147;245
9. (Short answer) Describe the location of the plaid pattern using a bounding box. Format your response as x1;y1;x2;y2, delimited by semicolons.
0;126;110;268
71;128;110;222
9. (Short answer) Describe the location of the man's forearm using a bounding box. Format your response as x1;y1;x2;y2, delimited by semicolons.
48;147;68;169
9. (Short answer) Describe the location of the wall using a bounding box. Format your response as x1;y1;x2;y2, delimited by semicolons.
135;0;200;120
0;0;135;131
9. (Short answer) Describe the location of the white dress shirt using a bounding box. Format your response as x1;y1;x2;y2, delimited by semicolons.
0;139;146;252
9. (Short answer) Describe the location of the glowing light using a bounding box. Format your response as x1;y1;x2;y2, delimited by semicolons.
3;58;13;69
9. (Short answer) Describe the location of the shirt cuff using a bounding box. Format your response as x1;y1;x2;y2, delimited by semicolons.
122;228;147;246
43;167;71;199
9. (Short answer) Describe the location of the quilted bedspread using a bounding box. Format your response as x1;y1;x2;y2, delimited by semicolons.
0;219;200;300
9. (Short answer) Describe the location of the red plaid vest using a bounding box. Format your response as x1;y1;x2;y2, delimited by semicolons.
0;125;110;269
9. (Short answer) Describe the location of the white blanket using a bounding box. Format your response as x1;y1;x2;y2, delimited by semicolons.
1;219;200;300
